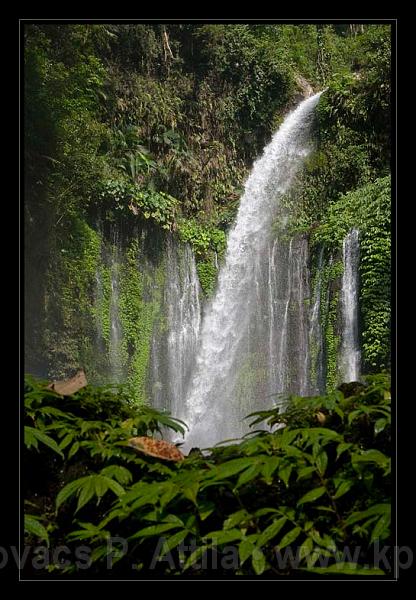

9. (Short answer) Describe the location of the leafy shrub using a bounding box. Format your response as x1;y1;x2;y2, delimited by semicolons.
98;178;178;230
24;373;391;577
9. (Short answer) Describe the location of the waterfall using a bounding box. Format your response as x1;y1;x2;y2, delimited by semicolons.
309;246;325;394
179;92;323;451
340;228;361;382
290;235;310;397
94;224;124;384
165;239;201;418
267;235;310;400
151;237;201;418
109;231;123;382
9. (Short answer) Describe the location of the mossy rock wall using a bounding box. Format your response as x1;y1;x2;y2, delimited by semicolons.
25;207;171;405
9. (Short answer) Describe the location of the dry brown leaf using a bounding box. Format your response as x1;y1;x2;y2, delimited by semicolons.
47;369;88;396
316;411;327;425
128;436;184;462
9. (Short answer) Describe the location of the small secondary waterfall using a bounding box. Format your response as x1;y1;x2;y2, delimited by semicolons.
309;247;325;394
179;92;323;450
340;228;361;382
165;239;202;418
109;231;123;383
94;222;124;383
151;237;202;418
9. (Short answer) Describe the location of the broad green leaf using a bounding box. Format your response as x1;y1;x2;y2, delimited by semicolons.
198;500;216;521
203;528;243;545
315;505;335;513
336;442;352;459
370;513;391;543
24;514;49;545
277;526;302;549
297;486;326;505
24;426;38;450
205;457;255;483
24;426;63;458
374;418;388;435
251;547;266;575
299;537;314;561
319;534;337;552
315;450;328;476
285;446;306;460
239;537;257;565
278;464;293;487
159;530;188;555
94;475;109;501
296;466;316;481
333;479;354;499
159;483;179;508
59;433;75;450
182;482;199;505
184;545;209;570
352;450;390;473
224;510;251;530
344;503;390;527
257;517;287;548
163;514;185;527
76;477;96;513
129;522;180;540
56;478;86;510
39;406;71;419
236;463;261;488
300;562;385;575
348;408;367;425
261;456;280;483
103;477;125;497
254;508;280;518
68;441;80;459
100;465;132;485
277;506;296;520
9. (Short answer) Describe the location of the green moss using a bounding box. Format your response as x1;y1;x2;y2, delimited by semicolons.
44;217;102;379
94;264;112;345
315;258;341;392
121;255;166;405
313;177;391;373
196;259;218;296
325;310;340;391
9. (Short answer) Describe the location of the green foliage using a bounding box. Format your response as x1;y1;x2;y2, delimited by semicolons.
196;260;218;297
324;294;341;392
177;220;226;257
98;179;179;230
42;217;101;379
24;373;391;577
313;177;391;372
25;514;50;546
286;25;391;380
177;220;226;295
195;25;294;139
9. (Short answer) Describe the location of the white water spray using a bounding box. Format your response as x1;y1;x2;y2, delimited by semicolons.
179;92;323;450
340;228;361;382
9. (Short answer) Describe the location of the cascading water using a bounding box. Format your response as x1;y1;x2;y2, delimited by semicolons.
165;239;202;418
151;237;202;418
179;92;323;451
109;231;123;382
93;224;125;384
309;246;325;394
265;235;311;400
340;228;361;382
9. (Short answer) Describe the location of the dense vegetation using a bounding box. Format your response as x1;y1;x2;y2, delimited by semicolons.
24;374;391;577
